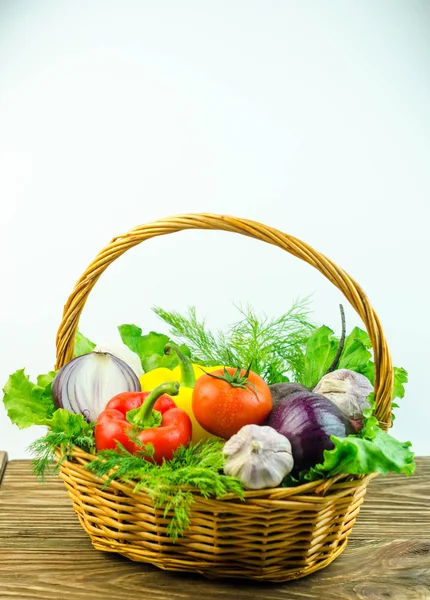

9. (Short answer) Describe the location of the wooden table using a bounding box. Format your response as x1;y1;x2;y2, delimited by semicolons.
1;453;429;600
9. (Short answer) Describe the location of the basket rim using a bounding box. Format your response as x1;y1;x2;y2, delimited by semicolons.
56;445;377;503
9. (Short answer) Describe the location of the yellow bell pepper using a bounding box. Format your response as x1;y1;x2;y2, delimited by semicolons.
140;368;177;392
171;363;225;382
139;346;225;444
140;365;223;392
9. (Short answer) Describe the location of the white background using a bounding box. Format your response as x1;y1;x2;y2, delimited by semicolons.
0;1;429;459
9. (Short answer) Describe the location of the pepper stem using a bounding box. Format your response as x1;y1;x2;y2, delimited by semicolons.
164;342;196;388
130;381;180;429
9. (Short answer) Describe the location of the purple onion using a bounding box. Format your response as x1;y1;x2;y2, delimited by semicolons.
269;382;309;409
268;390;354;473
52;351;141;422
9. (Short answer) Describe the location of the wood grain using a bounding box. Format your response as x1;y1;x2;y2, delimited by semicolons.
0;458;429;599
0;451;7;485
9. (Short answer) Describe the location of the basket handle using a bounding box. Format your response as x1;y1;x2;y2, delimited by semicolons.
55;213;393;428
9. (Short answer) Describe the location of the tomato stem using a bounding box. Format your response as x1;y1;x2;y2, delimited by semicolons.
204;365;260;399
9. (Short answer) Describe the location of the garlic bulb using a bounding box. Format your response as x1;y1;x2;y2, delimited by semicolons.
94;341;143;377
313;369;373;420
223;424;294;490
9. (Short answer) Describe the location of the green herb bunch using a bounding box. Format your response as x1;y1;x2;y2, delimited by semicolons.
29;410;95;479
85;439;244;540
153;297;316;384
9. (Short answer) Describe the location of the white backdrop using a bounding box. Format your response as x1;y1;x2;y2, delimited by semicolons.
1;0;429;459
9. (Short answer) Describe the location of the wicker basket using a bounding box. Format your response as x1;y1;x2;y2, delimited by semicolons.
54;213;393;582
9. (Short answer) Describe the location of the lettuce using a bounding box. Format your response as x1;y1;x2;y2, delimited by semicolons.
304;408;415;480
74;330;96;357
2;369;56;429
300;326;339;388
2;369;94;432
300;325;407;401
118;325;191;372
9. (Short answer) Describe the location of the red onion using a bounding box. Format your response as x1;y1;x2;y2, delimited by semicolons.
52;351;141;422
268;390;354;473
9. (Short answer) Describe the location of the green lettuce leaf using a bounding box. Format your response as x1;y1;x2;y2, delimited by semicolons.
342;326;372;351
48;408;94;439
301;325;373;389
300;326;339;387
118;325;191;372
2;369;56;429
304;409;415;481
74;330;96;357
337;326;372;373
392;367;408;400
143;353;185;372
300;325;408;402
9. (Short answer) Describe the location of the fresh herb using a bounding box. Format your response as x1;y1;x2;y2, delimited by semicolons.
85;439;244;540
153;298;316;384
2;369;57;428
118;325;191;372
29;409;95;479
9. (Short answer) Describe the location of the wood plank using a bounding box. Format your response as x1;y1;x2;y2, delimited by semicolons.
0;540;429;600
0;451;7;485
0;458;429;599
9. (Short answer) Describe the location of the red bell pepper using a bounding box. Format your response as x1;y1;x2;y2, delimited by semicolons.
95;381;192;463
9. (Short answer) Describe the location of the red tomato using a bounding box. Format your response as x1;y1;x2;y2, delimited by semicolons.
192;368;272;439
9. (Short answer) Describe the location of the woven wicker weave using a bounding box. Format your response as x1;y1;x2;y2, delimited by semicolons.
55;213;393;582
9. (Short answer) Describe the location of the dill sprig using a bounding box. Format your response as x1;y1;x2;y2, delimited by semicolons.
85;439;245;540
153;297;315;384
28;409;95;480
